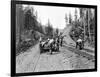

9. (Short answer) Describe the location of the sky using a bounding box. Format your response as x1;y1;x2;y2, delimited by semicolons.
23;5;80;29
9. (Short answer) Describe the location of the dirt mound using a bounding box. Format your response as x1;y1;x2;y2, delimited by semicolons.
62;25;76;46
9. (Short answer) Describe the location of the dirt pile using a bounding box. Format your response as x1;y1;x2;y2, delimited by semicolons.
62;25;76;47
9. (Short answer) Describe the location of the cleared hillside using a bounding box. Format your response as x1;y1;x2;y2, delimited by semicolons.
62;25;76;47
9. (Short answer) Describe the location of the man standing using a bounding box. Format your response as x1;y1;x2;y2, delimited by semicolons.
76;36;83;49
60;36;64;47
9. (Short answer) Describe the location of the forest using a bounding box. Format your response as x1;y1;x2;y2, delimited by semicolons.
68;8;95;48
16;4;95;55
16;5;56;55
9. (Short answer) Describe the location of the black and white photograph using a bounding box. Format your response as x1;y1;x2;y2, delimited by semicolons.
11;1;97;76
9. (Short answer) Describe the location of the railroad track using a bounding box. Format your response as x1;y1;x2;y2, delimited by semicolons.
63;45;95;62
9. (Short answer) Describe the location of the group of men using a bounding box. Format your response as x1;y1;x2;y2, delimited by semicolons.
39;35;65;54
39;33;84;54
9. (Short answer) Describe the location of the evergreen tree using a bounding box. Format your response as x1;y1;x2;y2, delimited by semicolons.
45;19;53;38
16;4;24;47
65;13;68;23
69;13;72;24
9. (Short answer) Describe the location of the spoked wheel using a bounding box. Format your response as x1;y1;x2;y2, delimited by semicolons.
39;44;44;54
40;48;43;54
57;47;59;52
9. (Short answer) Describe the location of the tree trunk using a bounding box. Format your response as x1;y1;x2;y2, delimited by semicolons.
88;9;91;42
83;17;85;42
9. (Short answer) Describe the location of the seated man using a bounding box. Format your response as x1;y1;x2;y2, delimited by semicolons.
76;37;84;50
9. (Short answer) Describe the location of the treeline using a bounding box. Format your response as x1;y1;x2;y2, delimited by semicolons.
16;5;41;55
16;5;56;55
65;8;95;47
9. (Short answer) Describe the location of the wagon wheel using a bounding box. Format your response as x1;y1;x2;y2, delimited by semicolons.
39;44;42;53
40;46;43;53
58;47;59;51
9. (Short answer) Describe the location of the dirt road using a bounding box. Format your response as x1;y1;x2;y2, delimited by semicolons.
16;43;73;73
16;43;94;73
16;24;94;73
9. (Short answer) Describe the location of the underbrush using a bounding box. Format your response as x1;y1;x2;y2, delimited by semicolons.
16;40;38;56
